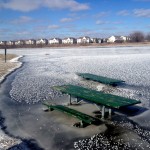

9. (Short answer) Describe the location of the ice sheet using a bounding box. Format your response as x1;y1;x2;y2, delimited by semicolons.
9;47;150;108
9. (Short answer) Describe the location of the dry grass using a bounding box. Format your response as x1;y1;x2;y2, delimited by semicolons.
0;54;18;79
0;54;17;61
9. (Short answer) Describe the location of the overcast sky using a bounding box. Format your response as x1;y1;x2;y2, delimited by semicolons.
0;0;150;40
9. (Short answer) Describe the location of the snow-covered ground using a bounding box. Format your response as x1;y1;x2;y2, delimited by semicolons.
1;47;150;149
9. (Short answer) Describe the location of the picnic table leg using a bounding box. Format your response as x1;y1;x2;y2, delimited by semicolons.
101;106;105;119
80;121;84;128
77;97;81;103
108;108;112;119
76;97;78;103
49;107;54;111
69;95;72;105
5;48;7;63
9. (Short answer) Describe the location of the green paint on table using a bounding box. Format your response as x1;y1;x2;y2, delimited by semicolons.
53;85;141;109
77;73;125;86
43;103;100;125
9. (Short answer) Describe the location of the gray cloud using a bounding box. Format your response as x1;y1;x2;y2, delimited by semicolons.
134;0;150;2
118;8;150;18
96;20;109;25
0;0;89;12
0;0;41;12
15;31;30;36
60;15;81;23
11;16;34;24
117;10;130;16
60;18;74;23
0;28;11;33
133;9;150;17
113;21;123;24
48;25;60;29
93;12;110;18
101;27;118;30
96;20;123;25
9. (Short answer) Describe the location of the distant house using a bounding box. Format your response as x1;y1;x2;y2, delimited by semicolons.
48;38;62;44
0;41;6;45
77;36;92;44
107;36;120;43
101;38;108;43
91;38;98;43
120;36;130;41
107;36;130;43
62;37;77;44
6;41;14;46
97;38;102;43
36;39;48;45
25;39;36;45
14;40;25;45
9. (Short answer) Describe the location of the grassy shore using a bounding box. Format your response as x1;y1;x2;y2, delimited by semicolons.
0;54;19;82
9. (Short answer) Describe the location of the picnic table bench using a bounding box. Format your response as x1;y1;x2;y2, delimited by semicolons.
43;103;101;127
77;73;125;86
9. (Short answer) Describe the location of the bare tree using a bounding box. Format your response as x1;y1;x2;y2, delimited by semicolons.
130;31;145;42
145;33;150;41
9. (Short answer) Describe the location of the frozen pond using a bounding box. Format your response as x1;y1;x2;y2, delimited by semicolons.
0;46;150;149
9;47;150;107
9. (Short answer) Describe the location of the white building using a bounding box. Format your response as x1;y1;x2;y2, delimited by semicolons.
91;38;98;43
62;37;77;44
0;41;6;45
25;39;36;45
120;36;130;41
77;36;92;44
101;38;108;43
48;38;62;44
97;38;102;43
14;40;25;45
107;36;130;43
6;41;14;46
36;39;48;45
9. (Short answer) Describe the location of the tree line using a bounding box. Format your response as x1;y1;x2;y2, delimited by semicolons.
130;31;150;42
